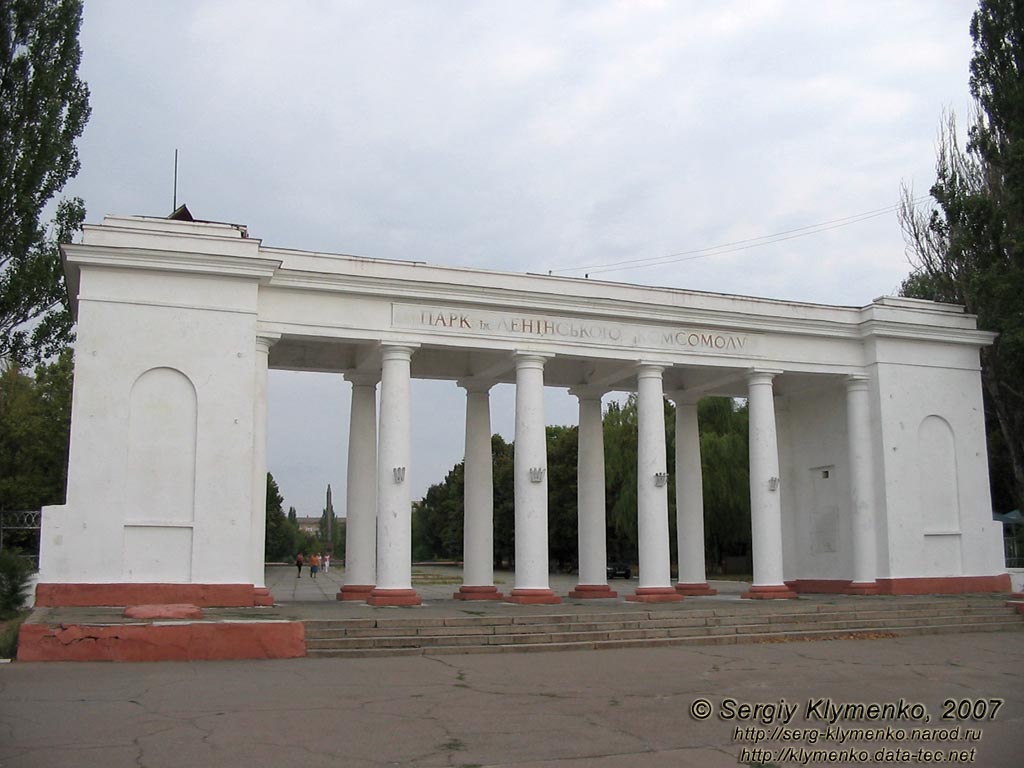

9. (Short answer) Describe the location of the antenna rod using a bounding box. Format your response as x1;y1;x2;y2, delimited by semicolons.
173;149;178;210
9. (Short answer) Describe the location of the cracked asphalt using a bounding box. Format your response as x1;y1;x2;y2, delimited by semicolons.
1;631;1022;767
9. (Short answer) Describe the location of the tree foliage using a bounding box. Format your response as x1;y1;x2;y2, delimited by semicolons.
899;0;1024;512
0;350;72;512
1;0;90;363
264;472;289;561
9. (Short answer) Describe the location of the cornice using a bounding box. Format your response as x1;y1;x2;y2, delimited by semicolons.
63;243;282;282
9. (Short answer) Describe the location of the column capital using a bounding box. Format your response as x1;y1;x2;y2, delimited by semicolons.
635;361;667;378
255;332;281;354
568;385;606;401
666;390;700;406
746;368;783;386
845;373;871;392
457;377;495;393
380;343;419;363
513;351;554;369
344;371;380;387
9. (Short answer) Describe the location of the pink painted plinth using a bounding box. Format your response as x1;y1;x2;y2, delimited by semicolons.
568;584;618;599
626;587;683;603
675;582;718;596
507;588;562;605
18;621;306;662
845;581;880;596
367;588;422;606
453;585;505;601
337;584;374;601
742;584;799;600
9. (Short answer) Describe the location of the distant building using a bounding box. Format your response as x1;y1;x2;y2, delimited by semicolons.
296;516;320;535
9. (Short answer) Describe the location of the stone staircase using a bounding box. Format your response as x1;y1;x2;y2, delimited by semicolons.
304;596;1024;658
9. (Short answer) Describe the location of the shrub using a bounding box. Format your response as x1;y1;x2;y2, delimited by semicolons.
0;550;32;615
0;612;28;659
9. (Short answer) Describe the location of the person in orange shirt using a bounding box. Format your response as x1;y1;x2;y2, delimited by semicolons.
310;552;321;579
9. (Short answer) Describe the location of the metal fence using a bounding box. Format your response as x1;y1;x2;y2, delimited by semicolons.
0;510;41;569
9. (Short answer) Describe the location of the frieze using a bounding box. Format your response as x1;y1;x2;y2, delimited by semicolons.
392;304;759;355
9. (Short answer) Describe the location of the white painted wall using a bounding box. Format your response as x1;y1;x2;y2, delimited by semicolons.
779;383;854;581
869;339;1004;579
39;261;264;585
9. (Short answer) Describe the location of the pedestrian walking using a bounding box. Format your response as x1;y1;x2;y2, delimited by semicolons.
296;552;304;578
310;552;321;579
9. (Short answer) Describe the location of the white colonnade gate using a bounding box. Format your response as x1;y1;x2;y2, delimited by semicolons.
34;214;1010;608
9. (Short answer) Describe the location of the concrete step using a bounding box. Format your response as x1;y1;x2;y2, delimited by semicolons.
306;619;1024;658
304;604;1015;641
303;602;1024;655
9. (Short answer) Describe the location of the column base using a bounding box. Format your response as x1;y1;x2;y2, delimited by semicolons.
742;584;799;600
454;585;505;601
568;584;618;599
253;587;275;606
675;582;718;596
337;584;375;601
367;588;422;606
507;588;562;605
844;581;880;596
626;587;683;603
876;574;1011;595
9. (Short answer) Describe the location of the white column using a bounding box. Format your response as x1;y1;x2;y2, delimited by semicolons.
510;352;560;604
671;396;717;596
569;387;616;598
368;344;421;606
628;363;681;602
338;372;378;601
745;369;796;599
455;379;502;600
846;375;880;594
250;332;278;605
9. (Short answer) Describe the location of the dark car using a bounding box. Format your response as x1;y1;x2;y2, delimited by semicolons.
606;562;632;579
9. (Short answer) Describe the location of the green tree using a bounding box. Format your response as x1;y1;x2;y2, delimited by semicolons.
264;472;294;561
602;398;638;563
491;434;515;568
900;0;1024;511
1;0;91;363
546;424;578;571
0;350;72;511
697;397;750;569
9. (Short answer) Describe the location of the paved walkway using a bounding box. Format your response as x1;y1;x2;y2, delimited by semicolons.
2;630;1021;767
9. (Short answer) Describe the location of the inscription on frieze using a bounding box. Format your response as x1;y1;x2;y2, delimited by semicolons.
392;304;760;355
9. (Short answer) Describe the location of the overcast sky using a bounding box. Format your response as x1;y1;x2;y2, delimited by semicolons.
66;0;978;516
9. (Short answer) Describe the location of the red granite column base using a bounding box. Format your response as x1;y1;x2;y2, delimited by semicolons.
844;581;880;596
337;584;375;601
252;587;275;606
507;588;562;605
741;584;799;599
568;584;619;599
674;582;718;596
453;585;505;600
626;587;684;603
366;588;422;606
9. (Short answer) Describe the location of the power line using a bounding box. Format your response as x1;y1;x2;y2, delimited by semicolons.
551;196;929;277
